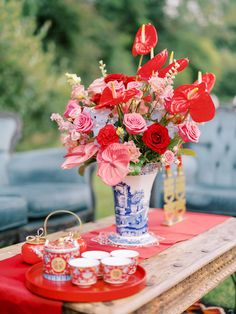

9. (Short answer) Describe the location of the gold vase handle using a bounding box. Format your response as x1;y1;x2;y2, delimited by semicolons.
44;210;82;237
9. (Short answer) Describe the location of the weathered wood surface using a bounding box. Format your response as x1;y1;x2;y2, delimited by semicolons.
0;214;236;314
0;216;114;261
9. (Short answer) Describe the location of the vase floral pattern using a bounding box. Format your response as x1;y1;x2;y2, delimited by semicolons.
108;170;158;246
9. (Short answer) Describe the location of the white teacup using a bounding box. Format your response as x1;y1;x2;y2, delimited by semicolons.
101;256;131;285
110;249;139;274
81;250;110;277
69;258;99;287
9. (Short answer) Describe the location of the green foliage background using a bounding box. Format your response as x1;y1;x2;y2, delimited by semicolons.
1;0;236;149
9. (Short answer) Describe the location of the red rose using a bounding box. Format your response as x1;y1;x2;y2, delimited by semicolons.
142;123;170;154
97;125;119;147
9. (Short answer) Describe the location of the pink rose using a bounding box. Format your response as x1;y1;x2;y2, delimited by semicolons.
124;141;141;163
162;150;175;166
64;100;81;119
178;121;201;142
97;143;130;186
62;142;98;169
88;77;106;95
123;113;147;134
74;112;93;134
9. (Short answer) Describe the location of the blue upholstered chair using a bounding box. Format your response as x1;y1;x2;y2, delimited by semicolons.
0;112;96;244
0;112;27;246
151;107;236;217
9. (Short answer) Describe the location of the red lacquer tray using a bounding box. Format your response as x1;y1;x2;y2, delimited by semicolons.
25;262;146;302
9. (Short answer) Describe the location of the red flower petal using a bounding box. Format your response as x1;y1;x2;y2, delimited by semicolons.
122;88;139;102
194;72;216;93
96;87;139;109
137;49;168;80
158;58;189;78
104;73;126;84
169;83;206;114
90;93;101;105
104;74;137;87
96;87;114;109
132;24;158;56
124;75;137;85
143;95;152;102
189;92;215;122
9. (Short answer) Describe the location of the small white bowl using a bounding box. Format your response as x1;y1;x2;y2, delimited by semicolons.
101;256;131;285
81;251;110;277
69;258;99;287
81;250;110;260
110;249;139;274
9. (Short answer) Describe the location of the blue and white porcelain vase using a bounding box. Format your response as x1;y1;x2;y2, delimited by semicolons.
108;165;158;247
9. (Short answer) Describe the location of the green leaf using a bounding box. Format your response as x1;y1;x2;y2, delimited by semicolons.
179;148;197;157
129;164;142;176
168;136;180;150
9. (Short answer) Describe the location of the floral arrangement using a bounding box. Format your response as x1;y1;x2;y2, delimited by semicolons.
51;23;216;186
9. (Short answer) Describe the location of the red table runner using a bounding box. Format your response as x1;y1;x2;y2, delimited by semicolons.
0;209;230;314
83;209;229;260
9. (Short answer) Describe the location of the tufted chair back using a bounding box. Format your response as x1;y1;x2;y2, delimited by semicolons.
189;107;236;188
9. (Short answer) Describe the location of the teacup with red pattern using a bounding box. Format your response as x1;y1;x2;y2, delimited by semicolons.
110;249;139;274
69;258;99;287
101;256;131;285
81;250;110;277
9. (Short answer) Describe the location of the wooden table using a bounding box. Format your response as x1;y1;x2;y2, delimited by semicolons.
1;213;236;314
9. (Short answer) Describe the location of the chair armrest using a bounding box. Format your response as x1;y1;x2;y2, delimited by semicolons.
8;148;85;185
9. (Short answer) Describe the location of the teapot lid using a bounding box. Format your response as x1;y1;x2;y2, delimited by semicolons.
26;228;46;245
44;236;79;252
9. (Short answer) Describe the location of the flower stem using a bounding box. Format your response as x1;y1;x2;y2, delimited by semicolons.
137;55;144;71
182;110;190;123
117;104;123;125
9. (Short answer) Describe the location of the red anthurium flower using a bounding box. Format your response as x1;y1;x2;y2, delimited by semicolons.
193;72;216;93
96;87;139;109
132;23;158;56
104;73;126;84
169;82;215;122
158;58;189;78
104;73;137;87
90;93;101;105
137;49;168;80
190;90;215;123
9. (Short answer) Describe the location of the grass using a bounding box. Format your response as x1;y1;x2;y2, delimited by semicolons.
202;277;235;310
93;177;235;310
93;175;113;219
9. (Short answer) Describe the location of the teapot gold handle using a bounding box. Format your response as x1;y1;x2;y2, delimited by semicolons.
44;210;82;237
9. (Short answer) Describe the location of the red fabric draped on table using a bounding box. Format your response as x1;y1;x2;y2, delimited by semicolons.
0;209;229;314
0;254;62;314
